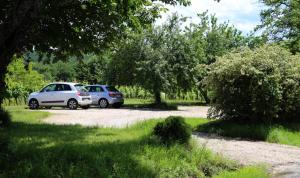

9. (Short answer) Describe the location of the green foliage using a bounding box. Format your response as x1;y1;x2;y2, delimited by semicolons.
2;0;190;57
108;14;248;104
153;116;192;145
191;12;247;65
213;166;270;178
5;57;46;104
197;120;272;141
0;109;11;127
76;53;110;84
258;0;300;53
108;15;200;103
206;45;300;121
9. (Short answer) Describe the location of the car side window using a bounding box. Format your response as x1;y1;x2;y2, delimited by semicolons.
85;86;90;91
89;86;96;92
42;84;56;92
96;86;104;92
55;84;64;91
63;84;72;91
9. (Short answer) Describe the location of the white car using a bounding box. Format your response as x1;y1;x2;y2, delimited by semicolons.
28;82;92;110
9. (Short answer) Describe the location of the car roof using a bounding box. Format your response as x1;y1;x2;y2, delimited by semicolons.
86;84;108;87
49;82;82;85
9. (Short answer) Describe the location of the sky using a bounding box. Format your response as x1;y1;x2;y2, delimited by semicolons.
156;0;266;35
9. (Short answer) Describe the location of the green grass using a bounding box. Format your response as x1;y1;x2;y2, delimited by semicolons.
0;107;269;178
213;166;269;178
124;98;206;110
196;119;300;147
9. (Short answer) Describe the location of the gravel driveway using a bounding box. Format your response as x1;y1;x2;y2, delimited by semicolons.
43;106;209;127
194;133;300;178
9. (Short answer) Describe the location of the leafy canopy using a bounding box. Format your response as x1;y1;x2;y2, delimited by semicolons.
0;0;190;57
258;0;300;53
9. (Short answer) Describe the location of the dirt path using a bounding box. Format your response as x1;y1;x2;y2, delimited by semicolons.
43;106;209;127
193;133;300;178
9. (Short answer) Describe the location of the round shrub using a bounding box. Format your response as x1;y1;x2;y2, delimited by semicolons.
153;116;192;145
206;45;300;121
0;109;11;127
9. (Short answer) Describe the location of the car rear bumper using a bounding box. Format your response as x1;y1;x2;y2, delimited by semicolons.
108;98;124;105
78;97;92;106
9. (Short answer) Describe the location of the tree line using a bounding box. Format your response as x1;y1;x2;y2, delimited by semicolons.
6;13;262;104
2;0;300;107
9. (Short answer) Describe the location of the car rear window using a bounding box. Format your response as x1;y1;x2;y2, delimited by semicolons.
75;84;88;92
106;86;119;92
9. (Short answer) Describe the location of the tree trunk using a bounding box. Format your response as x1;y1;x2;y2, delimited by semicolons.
154;91;161;104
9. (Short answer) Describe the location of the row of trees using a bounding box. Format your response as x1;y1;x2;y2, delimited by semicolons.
23;13;261;104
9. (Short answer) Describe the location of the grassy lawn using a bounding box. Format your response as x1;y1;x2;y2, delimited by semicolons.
196;119;300;147
0;107;269;178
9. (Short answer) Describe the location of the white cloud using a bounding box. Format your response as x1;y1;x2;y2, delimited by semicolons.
156;0;265;34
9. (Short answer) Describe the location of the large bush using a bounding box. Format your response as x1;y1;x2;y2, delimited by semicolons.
153;116;192;145
206;45;300;121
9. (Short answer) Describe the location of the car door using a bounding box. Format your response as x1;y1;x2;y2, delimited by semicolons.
39;84;57;105
88;86;104;105
53;84;71;106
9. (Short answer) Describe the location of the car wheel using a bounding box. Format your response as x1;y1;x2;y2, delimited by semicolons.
99;99;109;108
29;99;39;110
68;99;78;110
45;106;52;109
81;105;90;109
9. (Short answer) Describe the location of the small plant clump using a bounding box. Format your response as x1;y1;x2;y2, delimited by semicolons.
153;116;192;145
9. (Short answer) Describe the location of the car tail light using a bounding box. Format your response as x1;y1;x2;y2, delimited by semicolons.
77;92;86;96
109;92;116;97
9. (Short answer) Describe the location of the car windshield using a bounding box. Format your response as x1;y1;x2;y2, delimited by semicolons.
75;84;88;92
106;86;119;92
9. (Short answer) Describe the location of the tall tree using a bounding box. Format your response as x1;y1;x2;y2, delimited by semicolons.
108;15;199;104
258;0;300;54
187;12;247;103
0;0;190;107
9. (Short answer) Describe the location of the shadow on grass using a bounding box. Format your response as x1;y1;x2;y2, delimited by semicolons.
123;102;178;111
196;119;300;141
1;121;157;178
123;101;208;111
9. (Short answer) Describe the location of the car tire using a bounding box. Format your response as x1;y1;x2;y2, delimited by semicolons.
29;99;39;110
68;99;78;110
99;99;109;108
81;105;90;109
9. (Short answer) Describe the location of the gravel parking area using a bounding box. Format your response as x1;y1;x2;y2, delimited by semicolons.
43;106;209;127
194;133;300;178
